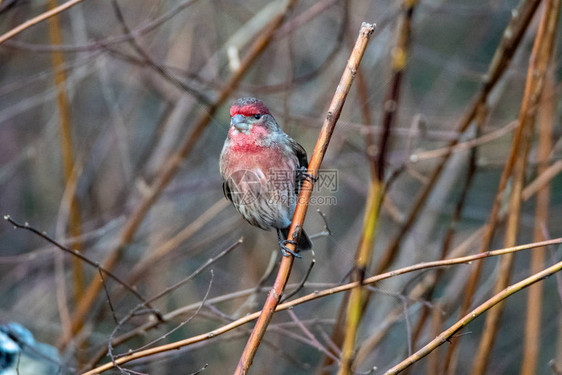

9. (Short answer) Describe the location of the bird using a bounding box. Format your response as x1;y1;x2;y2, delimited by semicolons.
0;322;61;375
219;97;312;257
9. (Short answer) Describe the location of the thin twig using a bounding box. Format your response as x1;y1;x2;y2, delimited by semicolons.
280;251;316;303
287;309;340;363
0;0;87;44
409;119;516;162
98;269;118;325
140;239;241;305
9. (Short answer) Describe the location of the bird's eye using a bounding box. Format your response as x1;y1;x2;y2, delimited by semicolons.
253;114;261;120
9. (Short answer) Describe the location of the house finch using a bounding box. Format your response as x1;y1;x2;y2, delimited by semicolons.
219;97;312;257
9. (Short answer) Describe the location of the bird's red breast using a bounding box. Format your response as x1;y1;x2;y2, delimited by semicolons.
222;140;297;178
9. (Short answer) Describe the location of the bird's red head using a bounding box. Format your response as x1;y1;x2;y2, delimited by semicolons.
226;97;280;150
230;97;271;117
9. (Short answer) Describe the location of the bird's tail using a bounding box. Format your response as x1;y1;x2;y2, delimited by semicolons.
280;227;312;252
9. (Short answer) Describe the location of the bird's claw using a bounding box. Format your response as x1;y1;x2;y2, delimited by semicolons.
280;240;301;258
298;170;317;184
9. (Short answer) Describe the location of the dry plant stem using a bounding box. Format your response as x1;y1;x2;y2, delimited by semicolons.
80;238;561;375
62;0;297;348
520;65;554;375
234;22;375;375
338;4;413;375
0;0;87;44
411;119;516;162
384;260;562;375
523;160;562;198
337;179;382;375
286;309;338;363
555;318;562;375
47;0;85;307
471;1;560;373
408;104;485;375
54;171;82;345
427;302;443;374
376;0;541;277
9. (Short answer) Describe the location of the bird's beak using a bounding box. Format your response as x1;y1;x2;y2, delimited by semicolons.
231;114;250;132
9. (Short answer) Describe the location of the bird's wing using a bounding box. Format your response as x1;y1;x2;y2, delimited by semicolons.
222;180;233;202
289;138;309;195
290;138;308;170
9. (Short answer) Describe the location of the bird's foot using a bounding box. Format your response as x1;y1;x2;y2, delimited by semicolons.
298;170;317;184
279;239;302;258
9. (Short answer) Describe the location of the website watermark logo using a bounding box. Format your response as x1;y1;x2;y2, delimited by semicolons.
225;169;338;206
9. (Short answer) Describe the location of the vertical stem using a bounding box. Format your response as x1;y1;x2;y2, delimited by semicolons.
520;63;553;375
338;179;383;375
47;0;84;306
